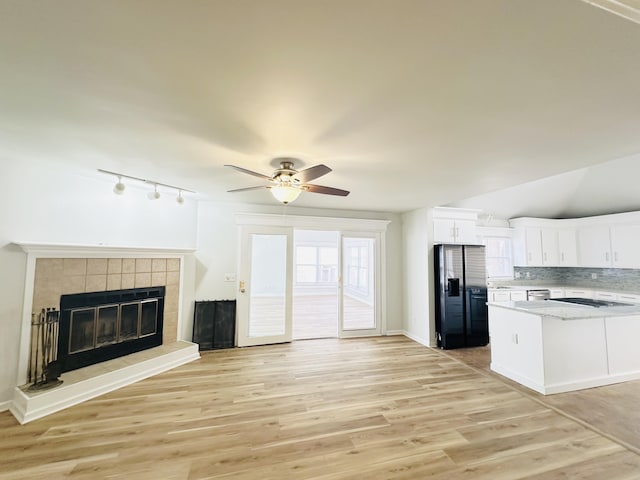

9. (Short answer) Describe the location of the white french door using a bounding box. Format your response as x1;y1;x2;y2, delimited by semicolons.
339;232;381;337
236;226;294;347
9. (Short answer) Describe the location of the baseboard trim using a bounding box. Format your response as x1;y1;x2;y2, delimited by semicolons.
385;330;404;336
402;330;432;348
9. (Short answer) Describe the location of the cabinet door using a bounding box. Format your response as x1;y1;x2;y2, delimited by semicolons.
433;219;455;243
595;291;617;301
564;289;594;299
557;228;578;266
455;220;478;244
525;228;543;266
541;228;559;266
510;290;528;301
618;293;640;304
577;226;612;267
492;291;511;302
549;289;564;298
610;224;640;268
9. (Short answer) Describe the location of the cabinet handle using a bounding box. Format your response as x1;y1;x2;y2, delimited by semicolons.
614;251;619;262
528;252;532;261
561;252;565;262
543;252;547;261
605;252;610;262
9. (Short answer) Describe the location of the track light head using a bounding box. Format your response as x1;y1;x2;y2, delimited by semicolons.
176;190;185;204
147;184;160;200
113;177;126;195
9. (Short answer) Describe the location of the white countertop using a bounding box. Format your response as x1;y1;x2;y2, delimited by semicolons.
488;299;640;320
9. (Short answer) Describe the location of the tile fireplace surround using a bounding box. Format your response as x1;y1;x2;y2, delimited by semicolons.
9;243;200;424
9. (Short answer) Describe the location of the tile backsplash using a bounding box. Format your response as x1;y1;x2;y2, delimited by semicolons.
507;267;640;292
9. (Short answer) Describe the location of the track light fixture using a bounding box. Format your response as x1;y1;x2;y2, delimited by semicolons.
98;169;195;204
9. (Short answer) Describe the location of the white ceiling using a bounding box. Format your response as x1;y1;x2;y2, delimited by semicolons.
1;0;639;214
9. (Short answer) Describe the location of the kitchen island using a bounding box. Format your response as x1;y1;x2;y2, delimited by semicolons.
488;300;640;394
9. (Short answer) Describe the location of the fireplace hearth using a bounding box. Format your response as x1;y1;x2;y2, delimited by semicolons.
58;286;165;372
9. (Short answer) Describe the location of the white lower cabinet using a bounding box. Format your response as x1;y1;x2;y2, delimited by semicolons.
595;291;617;301
489;305;640;394
564;289;594;299
605;316;640;375
618;293;640;304
488;289;527;302
509;290;527;301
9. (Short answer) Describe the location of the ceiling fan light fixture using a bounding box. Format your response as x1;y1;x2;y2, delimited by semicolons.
270;185;301;204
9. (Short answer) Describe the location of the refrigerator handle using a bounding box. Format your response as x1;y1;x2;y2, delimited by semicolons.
447;278;460;297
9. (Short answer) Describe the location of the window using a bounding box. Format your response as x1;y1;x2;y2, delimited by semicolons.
295;246;338;284
485;236;513;279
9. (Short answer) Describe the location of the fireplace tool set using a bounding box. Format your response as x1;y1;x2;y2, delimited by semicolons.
27;308;63;391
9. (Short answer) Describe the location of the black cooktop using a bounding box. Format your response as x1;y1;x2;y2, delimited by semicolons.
548;297;632;308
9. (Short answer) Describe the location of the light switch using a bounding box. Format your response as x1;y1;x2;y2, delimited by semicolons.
224;273;236;282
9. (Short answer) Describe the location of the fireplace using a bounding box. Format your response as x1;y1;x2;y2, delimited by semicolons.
11;245;200;424
58;287;165;372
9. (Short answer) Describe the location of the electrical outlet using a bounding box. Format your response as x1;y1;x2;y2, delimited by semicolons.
224;273;236;282
591;273;597;279
515;272;521;279
526;272;531;279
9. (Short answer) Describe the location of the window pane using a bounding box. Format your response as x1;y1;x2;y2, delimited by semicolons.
297;265;317;282
249;234;287;337
296;246;316;264
358;268;368;289
349;266;358;286
359;247;368;267
319;247;337;265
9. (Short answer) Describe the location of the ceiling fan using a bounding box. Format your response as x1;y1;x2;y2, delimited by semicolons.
225;158;350;204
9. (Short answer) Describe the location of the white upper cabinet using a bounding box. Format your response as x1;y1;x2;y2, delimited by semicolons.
577;225;612;267
509;211;640;269
557;228;578;266
524;228;543;265
511;220;565;267
610;224;640;268
541;228;559;266
432;207;479;244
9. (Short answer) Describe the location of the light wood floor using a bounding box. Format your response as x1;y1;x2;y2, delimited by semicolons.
444;344;640;455
1;337;640;479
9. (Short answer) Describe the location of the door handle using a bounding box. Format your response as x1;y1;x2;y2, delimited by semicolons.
239;280;245;293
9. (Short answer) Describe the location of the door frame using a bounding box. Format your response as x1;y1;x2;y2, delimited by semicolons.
235;214;389;343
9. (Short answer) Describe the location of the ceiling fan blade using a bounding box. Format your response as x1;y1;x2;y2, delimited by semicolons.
293;164;332;183
225;164;272;180
227;185;269;193
304;184;350;197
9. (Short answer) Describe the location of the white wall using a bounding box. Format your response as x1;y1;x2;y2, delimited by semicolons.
401;208;432;346
193;201;404;334
0;158;199;405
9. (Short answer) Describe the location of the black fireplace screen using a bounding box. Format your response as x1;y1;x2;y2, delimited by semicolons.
59;287;165;372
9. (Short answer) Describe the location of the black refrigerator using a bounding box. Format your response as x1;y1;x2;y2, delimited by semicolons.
434;244;489;349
